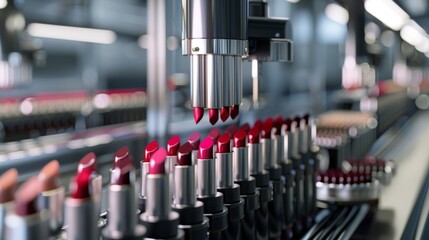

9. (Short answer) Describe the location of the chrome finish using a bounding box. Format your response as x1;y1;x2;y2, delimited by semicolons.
299;126;308;154
0;202;12;239
233;147;249;181
232;56;242;105
216;152;233;188
106;185;137;235
140;162;150;198
197;158;216;197
261;138;276;169
91;175;103;218
248;143;263;175
145;174;171;220
183;39;248;56
273;134;284;165
316;180;380;203
283;131;291;161
291;128;299;157
205;55;223;109
174;165;197;206
191;55;206;107
38;187;65;235
167;155;178;200
5;211;49;240
65;198;97;240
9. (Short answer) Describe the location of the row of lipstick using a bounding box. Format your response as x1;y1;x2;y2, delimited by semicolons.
0;114;316;240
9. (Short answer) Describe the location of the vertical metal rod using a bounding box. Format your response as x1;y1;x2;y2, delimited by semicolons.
252;59;259;109
147;0;168;137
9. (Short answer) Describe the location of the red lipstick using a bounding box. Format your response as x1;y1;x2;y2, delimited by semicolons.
240;123;250;133
233;130;249;181
216;133;233;188
194;107;204;124
102;147;146;240
253;120;263;131
230;104;239;119
188;132;200;164
6;176;49;240
217;133;231;153
65;171;98;240
140;141;159;211
226;125;239;138
167;136;181;198
209;108;219;125
220;106;230;122
173;143;209;239
141;148;184;239
248;127;263;175
38;160;65;236
208;128;220;154
0;169;17;239
199;137;214;159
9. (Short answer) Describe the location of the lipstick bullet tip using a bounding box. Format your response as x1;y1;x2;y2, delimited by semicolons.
209;109;219;125
194;107;204;124
230;105;239;119
220;107;230;122
149;148;167;174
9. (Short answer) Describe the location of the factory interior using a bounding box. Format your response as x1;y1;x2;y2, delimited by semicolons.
1;0;429;239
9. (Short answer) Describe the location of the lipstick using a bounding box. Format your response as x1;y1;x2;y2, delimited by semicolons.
172;143;209;239
220;107;230;122
65;171;97;240
5;176;48;240
247;127;272;240
196;137;228;239
279;118;296;239
226;125;239;138
140;148;184;239
233;129;260;240
240;123;250;133
209;108;219;125
216;133;245;240
230;105;239;119
167;136;181;200
102;147;146;240
139;140;158;212
77;152;102;223
188;132;200;165
37;160;64;237
208;128;220;154
194;107;204;124
0;169;18;239
261;120;284;239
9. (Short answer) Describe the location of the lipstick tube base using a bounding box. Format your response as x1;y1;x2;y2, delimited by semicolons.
101;225;146;240
234;177;260;240
172;201;209;240
218;184;245;240
197;192;228;239
65;198;98;240
141;211;184;240
5;210;49;240
252;171;272;240
38;186;65;236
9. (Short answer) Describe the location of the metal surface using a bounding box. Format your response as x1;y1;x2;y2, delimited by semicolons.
248;143;263;175
105;185;137;235
167;155;178;200
197;158;216;197
38;187;65;235
261;138;275;169
145;174;170;220
65;198;97;240
5;211;49;240
0;202;12;239
233;147;249;181
216;152;233;188
182;39;248;56
174;165;197;206
140;162;149;198
316;180;380;203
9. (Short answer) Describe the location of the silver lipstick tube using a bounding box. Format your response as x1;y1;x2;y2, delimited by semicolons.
231;56;242;106
167;155;178;200
140;162;150;198
174;165;197;206
216;152;233;188
38;186;65;235
205;54;223;109
233;147;249;181
65;198;97;240
299;127;308;154
273;134;285;165
0;202;13;239
5;210;49;240
283;131;291;160
223;56;234;107
248;143;263;175
91;174;102;219
261;138;276;169
197;158;216;197
145;174;171;220
105;185;137;235
191;55;206;108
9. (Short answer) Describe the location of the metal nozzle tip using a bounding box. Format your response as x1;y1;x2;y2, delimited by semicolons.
194;107;204;124
220;107;230;122
230;105;239;119
209;108;219;125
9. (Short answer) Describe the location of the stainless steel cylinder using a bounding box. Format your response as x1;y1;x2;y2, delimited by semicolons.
291;129;299;157
91;175;103;217
231;56;242;105
283;132;290;160
174;165;197;206
273;135;284;165
5;210;49;240
248;143;263;175
205;55;223;109
145;174;171;219
299;127;308;154
106;185;137;234
140;162;150;198
191;150;198;165
38;187;65;235
167;155;178;200
261;138;276;169
216;152;233;188
233;147;249;181
0;202;12;239
191;55;206;108
65;198;97;240
197;158;216;197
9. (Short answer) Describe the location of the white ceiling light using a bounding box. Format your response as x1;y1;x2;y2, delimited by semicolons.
365;0;410;31
325;3;349;25
27;23;117;45
0;0;7;9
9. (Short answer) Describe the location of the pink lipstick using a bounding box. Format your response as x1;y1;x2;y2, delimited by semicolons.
208;128;220;154
216;133;245;240
0;169;18;239
209;108;219;125
5;176;49;240
196;138;228;239
194;107;204;124
167;136;181;200
188;132;200;164
247;127;272;240
172;143;209;239
65;171;98;240
230;105;239;119
37;160;65;237
233;129;260;240
102;147;146;240
140;148;184;239
139;140;158;212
